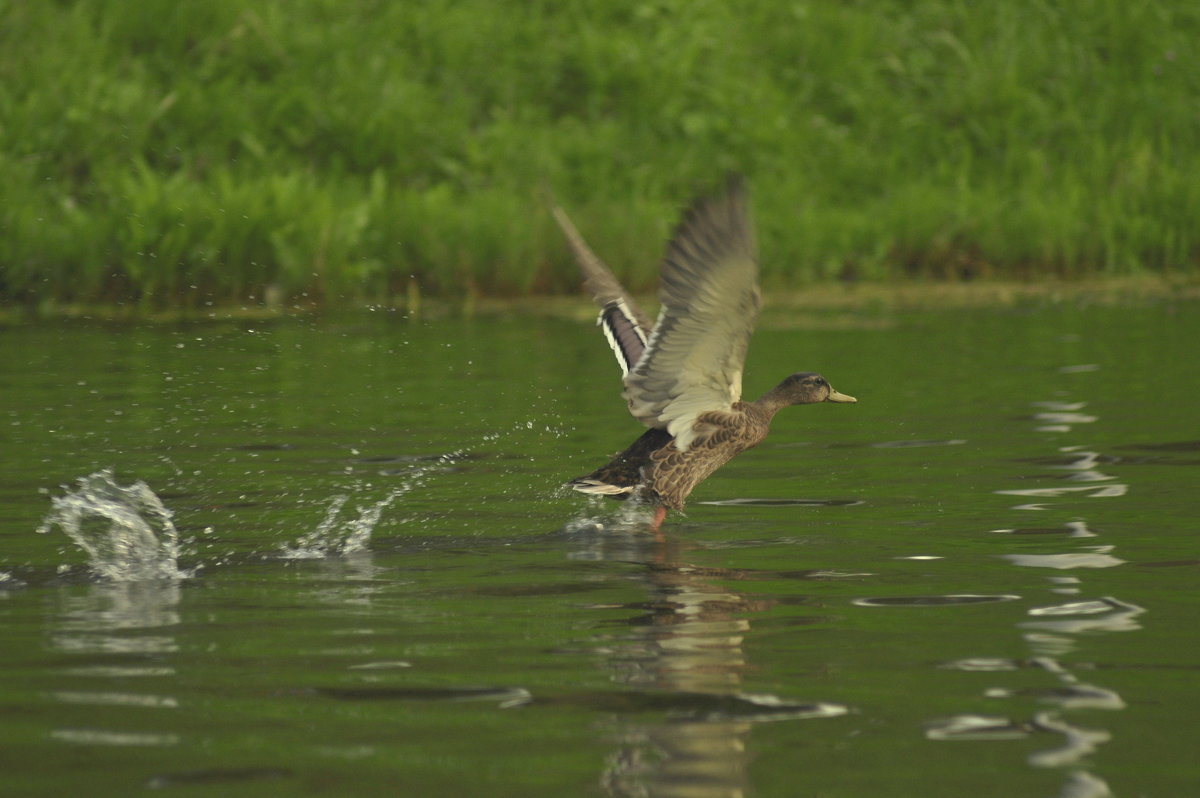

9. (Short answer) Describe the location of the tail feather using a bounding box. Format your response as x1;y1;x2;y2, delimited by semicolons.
568;478;634;497
568;428;673;502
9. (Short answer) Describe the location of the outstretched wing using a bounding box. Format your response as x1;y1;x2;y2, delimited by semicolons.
550;202;654;376
623;177;760;451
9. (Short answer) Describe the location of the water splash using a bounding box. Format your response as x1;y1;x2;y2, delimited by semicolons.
282;442;485;558
281;489;401;559
37;469;190;581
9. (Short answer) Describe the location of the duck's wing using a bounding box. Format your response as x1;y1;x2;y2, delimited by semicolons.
550;202;653;377
623;177;760;451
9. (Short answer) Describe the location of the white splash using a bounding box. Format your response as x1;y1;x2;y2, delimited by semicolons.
37;469;190;581
281;489;402;559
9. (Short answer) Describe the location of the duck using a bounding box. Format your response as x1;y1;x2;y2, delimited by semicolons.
551;176;856;529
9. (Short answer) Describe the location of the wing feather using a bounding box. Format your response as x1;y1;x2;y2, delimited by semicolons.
623;177;760;450
550;200;655;374
550;202;654;333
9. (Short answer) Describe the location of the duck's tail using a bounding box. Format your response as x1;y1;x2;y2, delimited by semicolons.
568;428;673;501
567;476;636;499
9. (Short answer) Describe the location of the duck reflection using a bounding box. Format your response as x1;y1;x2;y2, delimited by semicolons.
570;521;840;798
596;531;754;798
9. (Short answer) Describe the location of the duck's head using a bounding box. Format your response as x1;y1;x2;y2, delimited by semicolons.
775;372;857;405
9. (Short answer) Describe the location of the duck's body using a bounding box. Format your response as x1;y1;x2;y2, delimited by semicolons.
571;376;844;511
571;403;763;512
552;177;855;525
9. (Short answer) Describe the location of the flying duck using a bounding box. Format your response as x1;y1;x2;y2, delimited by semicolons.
552;177;856;528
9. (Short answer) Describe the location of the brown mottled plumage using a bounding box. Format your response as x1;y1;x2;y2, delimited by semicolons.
551;177;856;522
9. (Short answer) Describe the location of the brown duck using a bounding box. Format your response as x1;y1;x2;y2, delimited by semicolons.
552;177;856;528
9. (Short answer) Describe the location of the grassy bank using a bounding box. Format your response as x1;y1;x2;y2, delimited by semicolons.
2;0;1198;310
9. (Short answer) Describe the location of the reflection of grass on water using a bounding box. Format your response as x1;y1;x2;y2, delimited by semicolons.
2;1;1198;312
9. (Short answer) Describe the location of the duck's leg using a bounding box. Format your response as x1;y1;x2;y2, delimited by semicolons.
649;505;667;534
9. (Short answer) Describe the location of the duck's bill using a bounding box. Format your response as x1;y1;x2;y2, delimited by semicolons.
825;389;857;403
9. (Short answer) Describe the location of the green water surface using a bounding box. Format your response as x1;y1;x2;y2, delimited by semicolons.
1;301;1197;797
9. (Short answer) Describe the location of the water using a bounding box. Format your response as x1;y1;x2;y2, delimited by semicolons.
1;301;1197;797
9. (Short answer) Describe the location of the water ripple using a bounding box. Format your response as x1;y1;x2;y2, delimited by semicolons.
1020;597;1145;634
1028;712;1111;768
145;768;292;788
853;594;1020;607
59;666;175;678
50;728;180;747
1000;549;1126;569
699;498;863;507
1055;771;1113;798
939;658;1024;672
319;685;533;708
988;521;1097;538
985;684;1125;711
925;714;1030;740
346;660;413;671
996;484;1127;498
50;691;178;708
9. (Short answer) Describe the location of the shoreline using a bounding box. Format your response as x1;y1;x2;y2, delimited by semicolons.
4;275;1197;326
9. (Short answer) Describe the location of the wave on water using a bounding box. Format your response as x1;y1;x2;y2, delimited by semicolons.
37;469;192;581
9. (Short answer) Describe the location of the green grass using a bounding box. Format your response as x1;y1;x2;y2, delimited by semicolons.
1;0;1198;310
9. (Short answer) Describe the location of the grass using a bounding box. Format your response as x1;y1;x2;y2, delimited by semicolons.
1;0;1198;311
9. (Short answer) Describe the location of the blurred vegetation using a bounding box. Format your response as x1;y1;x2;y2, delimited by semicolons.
1;0;1198;310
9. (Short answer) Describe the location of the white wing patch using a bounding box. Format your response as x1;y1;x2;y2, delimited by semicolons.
598;298;649;377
